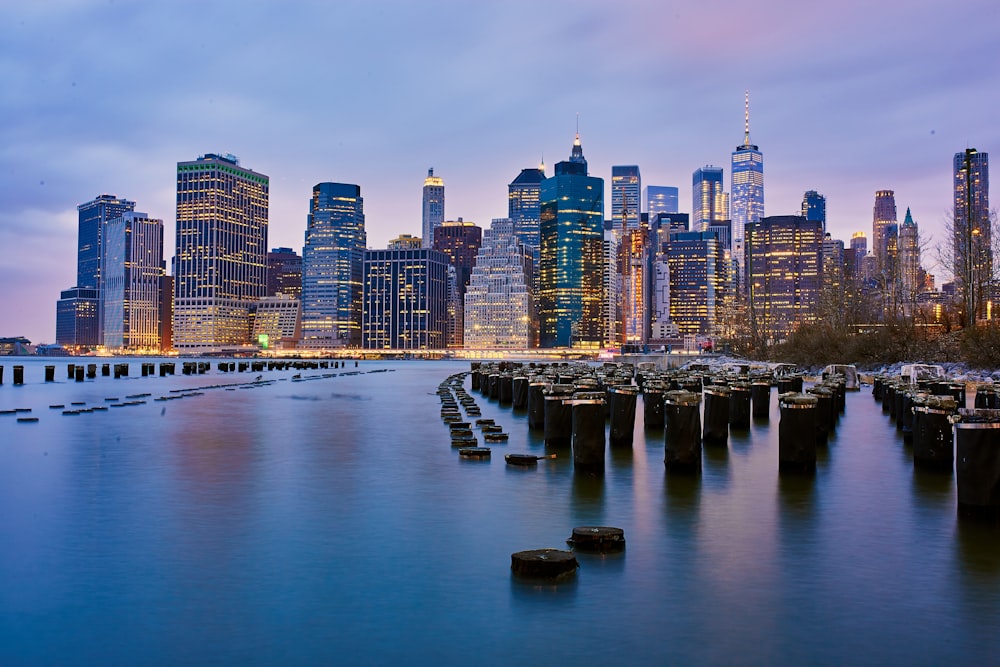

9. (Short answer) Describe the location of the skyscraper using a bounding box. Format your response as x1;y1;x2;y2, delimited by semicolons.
421;168;445;248
362;247;448;349
508;164;545;265
666;231;725;335
745;215;823;341
538;133;605;348
953;148;990;320
611;165;641;231
101;212;164;352
872;190;898;277
433;219;483;348
463;219;535;349
730;93;764;244
801;190;826;226
56;194;136;347
692;166;726;233
173;153;269;352
847;232;867;281
300;183;366;347
899;207;922;302
267;247;303;299
645;186;679;217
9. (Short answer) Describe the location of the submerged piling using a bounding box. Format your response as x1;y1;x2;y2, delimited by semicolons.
664;391;702;471
702;385;730;445
572;397;607;474
912;395;957;470
751;380;770;420
609;386;638;447
955;409;1000;518
779;393;818;473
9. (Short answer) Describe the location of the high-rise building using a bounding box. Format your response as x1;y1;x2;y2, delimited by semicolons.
645;186;679;217
267;247;302;299
421;168;445;248
619;224;651;347
463;219;536;349
953;148;991;320
802;190;826;226
899;207;922;302
611;165;641;231
362;247;448;349
389;234;422;250
538;133;605;348
665;231;725;335
300;183;366;347
872;190;898;277
692;166;727;233
56;194;136;347
102;212;164;352
822;233;845;296
173;153;269;352
603;229;621;347
250;295;301;349
508;164;545;265
745;215;823;341
847;232;867;281
433;219;482;348
730;93;764;245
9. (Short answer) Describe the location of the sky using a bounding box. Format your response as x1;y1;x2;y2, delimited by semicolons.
1;0;998;344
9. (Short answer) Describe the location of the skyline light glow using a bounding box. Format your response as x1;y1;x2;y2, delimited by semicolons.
1;0;998;344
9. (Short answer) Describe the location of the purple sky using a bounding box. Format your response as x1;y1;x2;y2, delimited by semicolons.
1;0;998;344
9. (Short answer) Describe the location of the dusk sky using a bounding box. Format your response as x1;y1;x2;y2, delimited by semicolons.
2;0;998;344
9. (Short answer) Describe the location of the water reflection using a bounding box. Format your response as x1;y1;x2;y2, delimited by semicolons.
571;473;605;514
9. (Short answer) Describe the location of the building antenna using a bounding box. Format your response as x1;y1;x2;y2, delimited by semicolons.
744;90;751;146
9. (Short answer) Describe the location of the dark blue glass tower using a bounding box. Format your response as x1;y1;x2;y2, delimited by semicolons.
538;134;605;348
801;190;827;227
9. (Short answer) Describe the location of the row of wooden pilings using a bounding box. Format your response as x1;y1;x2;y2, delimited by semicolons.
469;361;849;475
873;375;1000;519
0;359;355;385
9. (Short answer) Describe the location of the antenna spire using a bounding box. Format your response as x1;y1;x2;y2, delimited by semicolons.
744;90;751;146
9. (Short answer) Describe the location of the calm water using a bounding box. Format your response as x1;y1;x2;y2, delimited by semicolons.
1;359;998;666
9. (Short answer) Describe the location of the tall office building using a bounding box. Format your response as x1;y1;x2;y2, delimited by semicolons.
56;194;136;347
433;219;482;347
421;168;445;248
538;133;605;348
872;190;897;277
730;93;764;245
619;225;651;347
300;183;366;347
666;231;725;335
173;153;269;352
744;215;823;341
645;186;679;217
102;212;164;352
603;229;621;347
362;247;449;349
953;148;991;320
267;247;303;299
692;166;727;233
463;219;536;349
822;234;845;296
899;208;922;302
611;165;641;231
847;232;867;281
508;164;545;265
801;190;826;226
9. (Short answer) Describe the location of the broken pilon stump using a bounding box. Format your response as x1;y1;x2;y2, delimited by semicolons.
955;409;1000;519
779;393;818;473
566;526;625;553
511;549;578;580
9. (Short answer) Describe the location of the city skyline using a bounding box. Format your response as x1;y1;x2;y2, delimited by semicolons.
1;1;998;344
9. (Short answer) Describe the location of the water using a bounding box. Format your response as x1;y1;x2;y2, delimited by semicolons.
1;359;999;665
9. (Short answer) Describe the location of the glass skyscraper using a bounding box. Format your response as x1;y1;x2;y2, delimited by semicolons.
692;166;726;233
362;247;448;349
611;165;641;231
645;186;679;217
666;231;726;336
508;165;545;265
173;153;269;352
538;134;605;348
801;190;826;226
102;212;164;352
301;182;366;347
730;93;763;245
953;148;990;320
421;168;445;248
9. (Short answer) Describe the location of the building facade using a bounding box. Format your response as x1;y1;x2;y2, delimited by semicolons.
872;189;898;278
665;231;725;336
421;168;445;249
508;165;545;266
538;134;605;348
899;208;922;304
362;247;448;349
267;247;302;299
645;186;679;217
611;165;641;231
953;148;991;320
300;183;366;347
172;153;269;352
802;190;826;225
463;219;536;349
55;288;99;347
692;166;727;234
745;215;823;341
433;219;482;348
102;212;164;352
